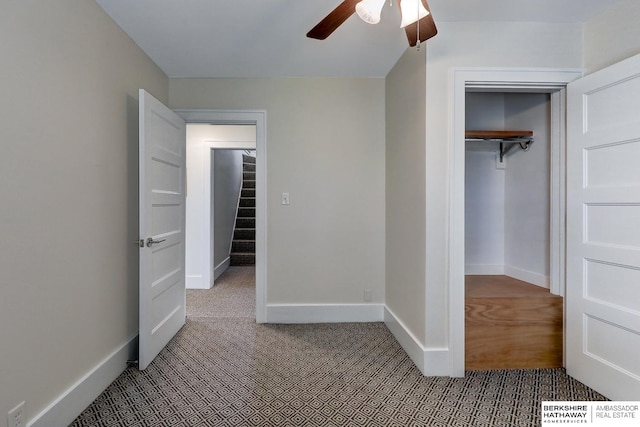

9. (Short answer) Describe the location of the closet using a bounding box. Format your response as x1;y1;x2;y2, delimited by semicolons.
464;92;563;370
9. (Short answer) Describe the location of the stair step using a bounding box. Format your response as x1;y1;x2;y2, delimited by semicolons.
232;240;255;252
230;252;255;266
237;207;255;218
235;217;255;228
241;188;255;198
232;155;257;268
234;228;255;240
239;197;256;208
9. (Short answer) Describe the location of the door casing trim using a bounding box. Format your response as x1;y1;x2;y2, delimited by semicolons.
175;109;267;323
448;68;583;376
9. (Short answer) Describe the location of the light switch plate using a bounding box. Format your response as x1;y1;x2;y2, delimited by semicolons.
281;192;290;205
8;402;25;427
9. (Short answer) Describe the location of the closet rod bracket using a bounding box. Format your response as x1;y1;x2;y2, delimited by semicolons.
498;138;533;162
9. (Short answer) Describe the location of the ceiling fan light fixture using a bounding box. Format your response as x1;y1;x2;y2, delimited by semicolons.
355;0;387;24
399;0;429;28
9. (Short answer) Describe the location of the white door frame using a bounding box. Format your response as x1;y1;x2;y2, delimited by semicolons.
175;109;267;324
448;68;583;376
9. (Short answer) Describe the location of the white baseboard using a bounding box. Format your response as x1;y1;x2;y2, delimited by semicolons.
383;306;426;373
213;257;231;282
504;265;549;289
465;264;504;275
267;304;450;375
266;304;384;323
384;306;449;376
29;334;138;427
423;348;450;377
186;274;205;289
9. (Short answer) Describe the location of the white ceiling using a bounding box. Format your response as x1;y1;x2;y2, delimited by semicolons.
95;0;623;78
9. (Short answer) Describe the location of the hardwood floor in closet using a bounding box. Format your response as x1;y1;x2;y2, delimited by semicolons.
465;275;563;370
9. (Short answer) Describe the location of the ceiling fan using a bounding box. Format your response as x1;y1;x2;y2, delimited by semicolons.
307;0;437;47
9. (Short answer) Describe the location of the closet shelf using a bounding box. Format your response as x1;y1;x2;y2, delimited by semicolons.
465;130;534;162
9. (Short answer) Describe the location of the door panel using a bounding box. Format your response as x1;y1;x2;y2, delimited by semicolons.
139;89;186;370
566;54;640;400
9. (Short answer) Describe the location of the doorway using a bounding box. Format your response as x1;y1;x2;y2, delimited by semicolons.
448;68;583;376
184;124;256;286
176;109;267;323
463;91;563;370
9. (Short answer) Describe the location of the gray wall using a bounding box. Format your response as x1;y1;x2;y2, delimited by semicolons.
584;0;640;74
504;93;551;284
0;0;168;421
213;150;243;272
385;47;427;346
465;93;506;272
170;78;386;304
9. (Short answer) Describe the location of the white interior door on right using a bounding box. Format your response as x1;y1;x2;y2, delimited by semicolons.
566;53;640;400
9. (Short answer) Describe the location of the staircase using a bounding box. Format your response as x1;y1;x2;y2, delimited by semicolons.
230;154;256;266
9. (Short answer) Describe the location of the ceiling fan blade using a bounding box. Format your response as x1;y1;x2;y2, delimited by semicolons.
307;0;360;40
401;0;438;47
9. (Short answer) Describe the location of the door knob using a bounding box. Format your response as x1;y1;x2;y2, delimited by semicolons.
146;237;166;247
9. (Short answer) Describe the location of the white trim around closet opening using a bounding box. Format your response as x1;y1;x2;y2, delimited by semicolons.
448;68;583;377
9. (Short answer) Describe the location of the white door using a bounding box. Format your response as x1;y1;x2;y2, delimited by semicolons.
566;54;640;400
138;89;187;370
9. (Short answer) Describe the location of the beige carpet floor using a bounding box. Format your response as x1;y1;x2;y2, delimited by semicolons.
71;266;605;426
187;266;256;319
